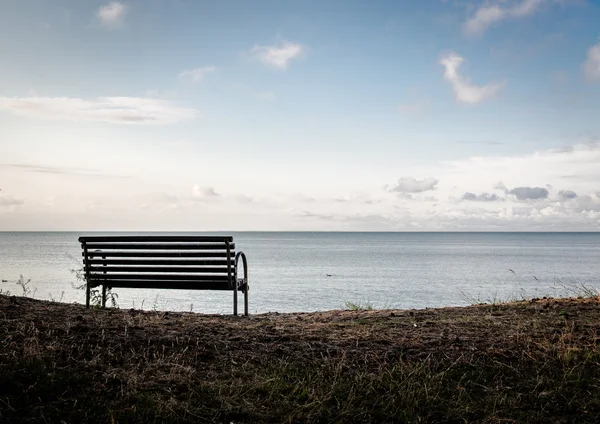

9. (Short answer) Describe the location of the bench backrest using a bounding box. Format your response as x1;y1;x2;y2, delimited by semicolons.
79;236;236;291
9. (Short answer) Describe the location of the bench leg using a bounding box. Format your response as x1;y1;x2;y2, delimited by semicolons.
244;284;248;317
233;286;238;316
86;283;90;308
102;285;107;308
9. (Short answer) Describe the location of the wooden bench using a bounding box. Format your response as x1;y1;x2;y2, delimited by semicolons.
79;236;249;316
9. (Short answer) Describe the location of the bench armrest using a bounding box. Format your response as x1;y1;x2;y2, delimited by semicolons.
235;251;248;290
234;251;249;316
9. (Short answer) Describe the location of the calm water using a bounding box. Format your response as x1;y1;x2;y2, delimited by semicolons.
1;232;599;314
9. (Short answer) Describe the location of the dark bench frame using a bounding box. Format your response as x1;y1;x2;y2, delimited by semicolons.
79;236;249;316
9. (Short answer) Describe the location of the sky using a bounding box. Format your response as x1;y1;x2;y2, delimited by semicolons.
1;0;600;231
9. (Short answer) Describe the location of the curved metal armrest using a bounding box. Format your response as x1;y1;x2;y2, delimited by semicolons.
235;251;248;290
234;251;249;316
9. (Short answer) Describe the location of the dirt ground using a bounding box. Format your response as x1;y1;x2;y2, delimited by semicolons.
1;294;600;423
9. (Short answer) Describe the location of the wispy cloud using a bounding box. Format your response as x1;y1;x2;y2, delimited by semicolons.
0;195;24;210
251;42;303;69
256;91;276;101
179;66;216;83
0;96;199;125
97;2;127;27
440;52;504;104
234;194;254;204
464;0;544;36
192;185;220;201
456;140;504;145
299;210;336;221
442;141;600;197
398;100;431;116
138;193;180;210
461;192;503;202
333;192;379;205
387;177;439;193
0;164;130;178
583;39;600;82
298;211;400;230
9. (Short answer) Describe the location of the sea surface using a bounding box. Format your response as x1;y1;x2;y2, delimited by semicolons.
1;232;599;314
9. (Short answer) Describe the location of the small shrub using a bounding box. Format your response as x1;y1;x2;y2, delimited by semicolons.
70;267;118;308
344;300;374;311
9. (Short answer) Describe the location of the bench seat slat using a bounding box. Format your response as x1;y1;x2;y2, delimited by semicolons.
79;236;233;243
83;243;234;250
86;259;230;266
83;251;234;258
88;266;234;273
95;280;236;290
87;273;230;281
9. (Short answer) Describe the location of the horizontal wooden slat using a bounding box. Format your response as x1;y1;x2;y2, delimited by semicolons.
83;243;234;250
83;251;234;258
79;236;233;243
89;266;234;274
86;259;230;266
91;280;236;291
88;274;231;281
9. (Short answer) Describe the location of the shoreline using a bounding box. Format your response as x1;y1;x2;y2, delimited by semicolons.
2;294;600;422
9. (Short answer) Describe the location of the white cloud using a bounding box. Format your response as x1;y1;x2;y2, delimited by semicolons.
4;128;600;231
0;96;199;125
97;2;127;26
251;42;303;69
179;66;216;83
192;185;220;201
464;0;544;36
582;40;600;82
440;52;504;104
440;141;600;200
387;177;439;193
464;4;505;36
512;0;544;16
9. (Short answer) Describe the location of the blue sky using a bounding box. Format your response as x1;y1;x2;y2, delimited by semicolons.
1;0;600;231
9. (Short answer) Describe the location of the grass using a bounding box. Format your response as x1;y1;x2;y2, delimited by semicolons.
458;269;600;307
2;294;600;423
343;300;375;311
